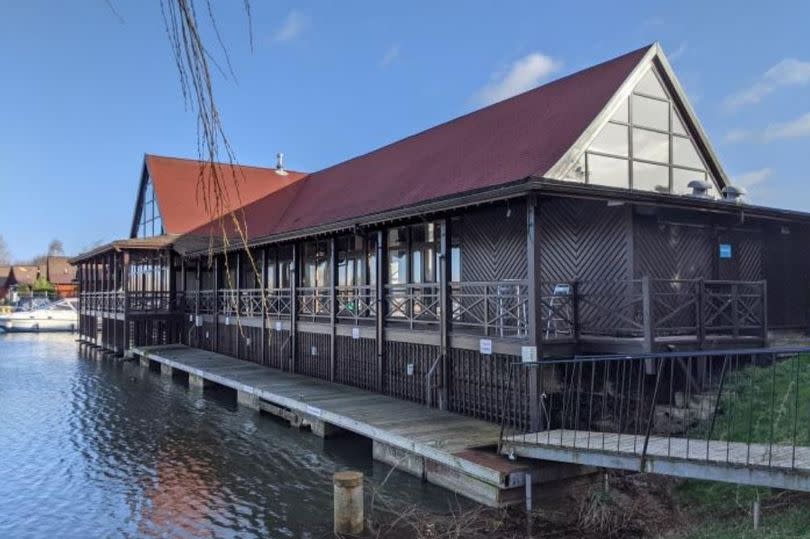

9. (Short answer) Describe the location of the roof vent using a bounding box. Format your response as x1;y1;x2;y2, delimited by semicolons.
687;180;712;199
275;152;288;176
722;185;746;204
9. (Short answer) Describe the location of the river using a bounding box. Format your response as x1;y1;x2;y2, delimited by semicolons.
0;333;456;538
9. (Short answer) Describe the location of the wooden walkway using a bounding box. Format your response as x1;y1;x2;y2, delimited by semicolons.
503;429;810;492
131;344;528;506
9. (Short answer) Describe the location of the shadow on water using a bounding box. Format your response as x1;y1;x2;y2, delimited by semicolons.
0;333;461;538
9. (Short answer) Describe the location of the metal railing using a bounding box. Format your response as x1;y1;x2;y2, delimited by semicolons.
500;347;810;474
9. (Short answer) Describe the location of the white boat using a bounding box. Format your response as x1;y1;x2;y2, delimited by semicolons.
0;298;79;333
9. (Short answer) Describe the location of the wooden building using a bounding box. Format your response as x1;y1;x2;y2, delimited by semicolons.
72;44;810;430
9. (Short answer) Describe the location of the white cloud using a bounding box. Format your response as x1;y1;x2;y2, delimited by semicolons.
764;112;810;140
726;112;810;144
724;58;810;110
380;44;400;68
735;168;773;189
723;128;753;143
472;52;561;107
668;42;688;62
273;10;306;43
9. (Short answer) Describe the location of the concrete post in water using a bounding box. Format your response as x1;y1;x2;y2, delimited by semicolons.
160;363;173;377
753;499;761;530
139;355;150;369
333;471;363;536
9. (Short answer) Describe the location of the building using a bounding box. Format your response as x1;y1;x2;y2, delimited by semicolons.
0;266;10;300
72;43;810;430
45;256;78;297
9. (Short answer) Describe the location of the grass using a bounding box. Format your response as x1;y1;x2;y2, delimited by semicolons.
672;353;810;538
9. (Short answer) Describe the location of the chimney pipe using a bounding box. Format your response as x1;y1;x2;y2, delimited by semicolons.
686;180;712;199
722;185;746;204
275;152;288;176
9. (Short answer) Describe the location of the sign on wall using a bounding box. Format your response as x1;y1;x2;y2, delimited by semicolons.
719;243;732;259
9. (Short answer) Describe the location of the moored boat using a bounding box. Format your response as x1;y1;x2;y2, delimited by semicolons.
0;298;78;333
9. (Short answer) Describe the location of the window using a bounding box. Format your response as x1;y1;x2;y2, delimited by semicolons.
578;66;718;196
136;176;164;238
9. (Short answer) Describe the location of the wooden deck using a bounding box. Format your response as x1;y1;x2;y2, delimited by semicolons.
131;344;529;506
503;429;810;492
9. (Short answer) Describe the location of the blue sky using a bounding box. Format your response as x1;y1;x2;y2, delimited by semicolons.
1;1;809;261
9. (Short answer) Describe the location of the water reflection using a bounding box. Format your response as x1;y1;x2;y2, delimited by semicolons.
0;333;454;538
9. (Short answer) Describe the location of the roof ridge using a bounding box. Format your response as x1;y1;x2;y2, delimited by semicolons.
144;153;308;176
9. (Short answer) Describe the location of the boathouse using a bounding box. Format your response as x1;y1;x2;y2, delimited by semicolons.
72;43;810;434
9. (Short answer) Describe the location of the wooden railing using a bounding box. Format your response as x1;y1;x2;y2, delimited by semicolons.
79;277;767;347
450;281;528;338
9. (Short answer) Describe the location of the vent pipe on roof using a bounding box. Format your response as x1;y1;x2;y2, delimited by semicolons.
686;180;712;199
722;185;746;204
275;152;288;176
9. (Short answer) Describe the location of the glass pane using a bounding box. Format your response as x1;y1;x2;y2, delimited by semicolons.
633;162;669;192
673;136;704;169
412;250;423;283
633;128;669;163
610;97;629;123
587;154;629;188
632;94;669;131
388;248;407;284
672;112;687;136
450;246;461;282
424;247;435;282
635;70;667;99
411;223;426;244
673;168;706;195
589;122;628;157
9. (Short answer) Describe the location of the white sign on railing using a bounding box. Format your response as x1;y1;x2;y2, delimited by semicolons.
479;338;493;355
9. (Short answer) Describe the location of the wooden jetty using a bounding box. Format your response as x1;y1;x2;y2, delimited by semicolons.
132;344;581;506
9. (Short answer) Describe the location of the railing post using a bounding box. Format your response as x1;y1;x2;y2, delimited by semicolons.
261;248;268;365
572;279;580;343
235;251;241;359
213;255;220;352
642;276;654;353
761;280;768;343
731;282;740;339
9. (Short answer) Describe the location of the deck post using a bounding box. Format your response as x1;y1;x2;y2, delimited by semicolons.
376;230;386;392
438;218;451;410
642;275;654;353
571;279;580;343
527;195;543;431
195;257;201;349
330;237;337;382
697;278;705;348
731;282;740;339
112;252;119;354
290;243;298;373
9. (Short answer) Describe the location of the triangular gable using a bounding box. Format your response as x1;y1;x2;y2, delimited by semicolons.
545;43;729;197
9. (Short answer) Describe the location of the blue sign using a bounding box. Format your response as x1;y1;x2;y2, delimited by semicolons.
719;243;732;259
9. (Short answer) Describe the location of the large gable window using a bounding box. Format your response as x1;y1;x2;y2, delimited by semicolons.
137;176;163;238
574;66;719;196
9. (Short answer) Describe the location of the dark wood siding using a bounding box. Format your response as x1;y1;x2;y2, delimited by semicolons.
456;202;527;282
762;223;810;328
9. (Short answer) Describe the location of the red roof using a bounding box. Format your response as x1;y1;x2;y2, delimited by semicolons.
144;155;308;235
186;45;650;245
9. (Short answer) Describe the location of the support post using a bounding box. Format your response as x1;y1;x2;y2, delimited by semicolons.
642;275;654;353
375;230;386;392
213;255;220;352
290;243;298;373
122;251;130;354
697;278;705;348
235;251;242;359
761;279;768;343
438;218;451;410
261;247;268;365
329;237;337;382
527;195;543;431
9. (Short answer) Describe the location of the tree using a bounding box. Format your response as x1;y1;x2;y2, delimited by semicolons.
0;234;10;265
32;276;55;294
48;239;64;256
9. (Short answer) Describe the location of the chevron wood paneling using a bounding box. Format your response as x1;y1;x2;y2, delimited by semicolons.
634;218;713;280
538;198;632;283
457;202;527;282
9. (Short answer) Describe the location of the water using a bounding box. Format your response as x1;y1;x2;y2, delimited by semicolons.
0;333;454;538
